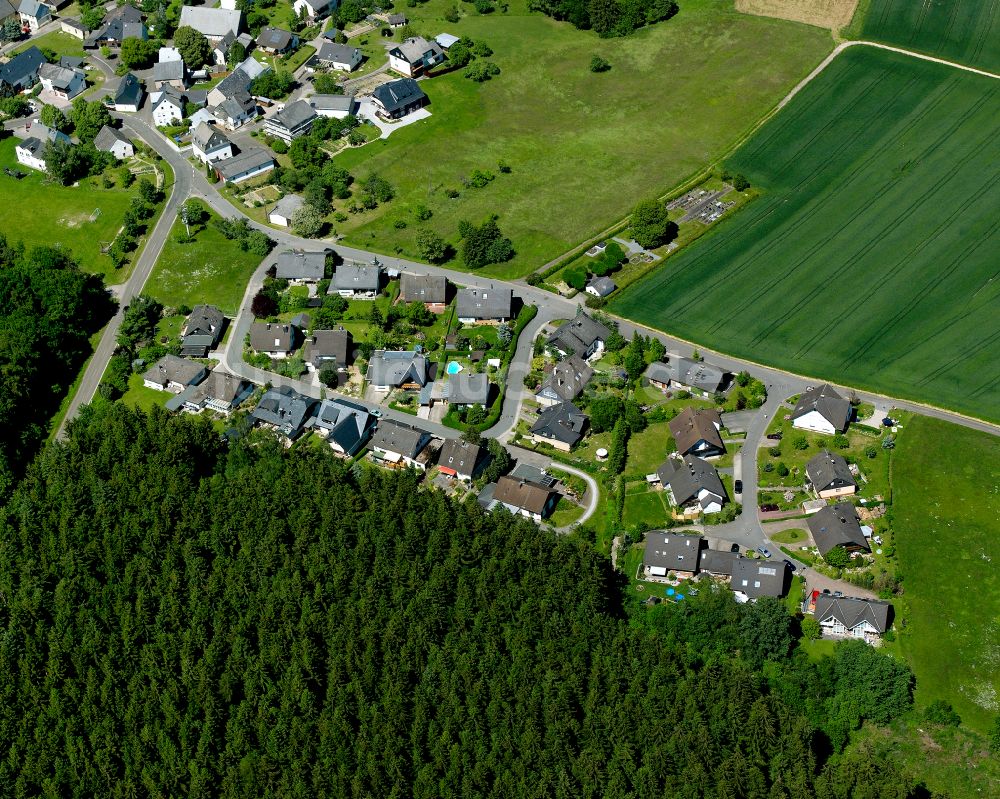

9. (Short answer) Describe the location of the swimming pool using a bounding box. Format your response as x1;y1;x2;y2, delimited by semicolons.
446;361;463;375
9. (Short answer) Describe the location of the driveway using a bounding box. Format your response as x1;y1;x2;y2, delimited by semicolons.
356;98;431;139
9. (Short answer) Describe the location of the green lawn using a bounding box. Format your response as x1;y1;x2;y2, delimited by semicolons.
14;31;86;58
145;216;263;315
771;528;807;545
611;48;1000;423
893;416;1000;733
0;139;143;280
861;0;1000;72
622;487;671;529
622;420;673;479
548;496;586;527
329;0;830;277
119;373;171;413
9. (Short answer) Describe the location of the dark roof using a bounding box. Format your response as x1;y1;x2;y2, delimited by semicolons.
447;373;490;406
275;249;325;280
181;304;224;355
366;350;427;387
214;146;274;180
251;385;316;436
806;449;857;493
730;557;789;598
547;310;610;356
537;354;592;402
808;502;869;555
257;26;294;50
332;263;380;291
456;286;512;320
371;77;426;115
390;36;443;65
657;454;726;509
699;549;738;576
586;276;616;296
142;354;207;387
814;595;892;634
369;419;429;459
308;398;374;454
643;532;703;576
269;99;316;131
316;41;359;64
400;272;446;304
180;370;251;409
791;383;851;432
0;47;46;88
153;59;185;82
192;121;231;152
269;193;304;219
249;321;299;352
15;136;45;158
668;407;724;456
304;328;352;368
493;475;555;516
114;72;144;106
645;356;727;393
437;438;482;476
309;93;357;114
530;401;587;447
216;91;256;122
58;56;85;69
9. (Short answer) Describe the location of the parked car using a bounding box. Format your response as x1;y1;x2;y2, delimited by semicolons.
759;503;779;512
730;543;740;553
734;479;743;493
758;547;771;559
370;408;383;417
833;591;843;597
822;588;831;595
766;432;782;441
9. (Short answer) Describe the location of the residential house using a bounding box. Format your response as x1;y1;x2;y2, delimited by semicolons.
215;92;257;130
369;419;433;470
177;305;225;357
60;16;87;39
370;77;428;120
529;401;587;452
366;350;428;391
15;124;71;172
263;99;316;143
207;56;267;107
166;370;253;415
249;321;301;358
84;5;144;48
93;125;134;159
332;263;380;298
292;0;332;21
808;502;870;556
546;310;610;360
446;373;490;409
308;398;375;456
38;62;86;100
730;558;790;600
309;93;358;119
58;56;85;71
456;286;513;324
806;449;857;499
387;12;406;27
387;36;445;78
535;354;593;407
211;30;255;67
251;385;316;441
151;88;184;126
178;6;242;42
0;46;46;93
657;454;727;515
699;548;738;578
159;46;182;62
813;595;893;643
436;438;483;481
490;474;558;522
256;26;297;54
791;383;851;434
315;41;361;71
400;273;447;312
152;58;187;91
141;354;208;393
669;407;725;458
645;354;728;398
267;194;304;227
214;146;275;183
18;0;50;33
275;249;325;283
191;122;233;163
585;276;616;298
112;72;144;112
304;327;352;372
643;532;703;581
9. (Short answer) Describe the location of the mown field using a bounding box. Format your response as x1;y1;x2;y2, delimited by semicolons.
331;0;831;277
611;47;1000;422
861;0;1000;73
893;416;1000;734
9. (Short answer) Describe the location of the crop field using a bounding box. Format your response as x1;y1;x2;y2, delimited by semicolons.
611;47;1000;422
331;0;831;278
861;0;1000;73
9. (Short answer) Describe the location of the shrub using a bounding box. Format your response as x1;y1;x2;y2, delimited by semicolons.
590;55;610;72
792;435;809;450
464;61;500;82
923;700;961;727
776;463;789;477
271;139;288;154
864;444;878;459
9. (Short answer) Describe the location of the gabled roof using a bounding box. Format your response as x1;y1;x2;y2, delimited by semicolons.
400;272;446;304
366;350;427;387
309;398;374;453
58;56;85;70
214;146;273;180
316;41;360;64
18;0;49;20
192;121;231;151
181;370;250;408
142;354;206;387
216;91;256;121
183;305;225;341
493;475;555;516
446;373;490;406
643;532;702;575
39;62;84;90
153;88;184;110
16;136;45;158
369;419;430;459
730;557;789;598
699;548;738;576
93;125;130;152
456;286;512;319
791;383;851;432
645;355;727;393
529;401;587;447
538;354;592;402
275;249;324;280
547;310;610;356
304;327;352;367
0;0;16;19
30;122;71;145
309;93;357;114
114;72;144;105
668;407;724;456
814;595;892;634
153;58;185;82
0;46;46;88
332;263;380;291
179;6;242;39
586;276;616;297
390;36;443;65
806;449;856;493
251;385;315;435
657;454;726;509
249;321;299;352
807;502;869;555
257;26;294;50
269;193;304;219
437;438;482;476
371;77;426;114
435;33;460;48
269;99;316;131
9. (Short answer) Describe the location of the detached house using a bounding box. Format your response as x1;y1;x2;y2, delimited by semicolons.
152;58;187;91
400;273;447;312
0;46;46;93
315;41;361;71
249;321;301;358
446;373;491;409
256;26;297;54
263;99;316;143
275;250;325;283
586;276;617;298
208;56;267;107
251;385;316;441
366;350;427;391
142;355;208;393
370;77;428;120
813;595;893;643
15;124;71;172
214;146;275;183
808;502;869;557
387;36;445;78
369;419;433;470
643;532;702;581
309;93;358;119
436;438;483;481
93;125;134;159
112;72;145;112
535;354;592;407
304;327;352;372
791;383;851;435
267;193;304;227
18;0;50;33
167;370;253;415
180;304;225;357
669;407;725;458
178;6;242;43
191;122;233;163
490;474;558;522
645;354;728;398
151;88;184;126
806;449;857;499
456;286;512;324
332;263;380;298
529;401;587;452
731;558;790;601
292;0;332;21
308;398;375;456
38;62;86;100
546;310;610;360
215;91;258;130
657;455;726;515
84;5;144;48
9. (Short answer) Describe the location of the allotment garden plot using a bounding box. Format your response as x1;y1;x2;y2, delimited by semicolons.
611;47;1000;423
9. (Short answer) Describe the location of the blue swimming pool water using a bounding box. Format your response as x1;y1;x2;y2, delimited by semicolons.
446;361;463;375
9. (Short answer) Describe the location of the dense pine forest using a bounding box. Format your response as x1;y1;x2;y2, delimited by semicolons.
0;403;932;798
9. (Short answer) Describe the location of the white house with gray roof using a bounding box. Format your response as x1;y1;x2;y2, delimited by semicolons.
446;373;491;408
387;36;445;78
179;6;242;41
151;89;184;126
366;350;428;391
113;72;145;112
813;595;892;643
656;454;726;515
263;99;317;143
316;41;361;71
267;194;305;227
547;310;610;360
309;94;359;119
307;398;376;456
152;58;187;91
645;354;728;398
529;401;588;451
292;0;332;20
214;146;275;184
791;383;851;435
191;122;233;163
275;250;325;283
456;286;513;324
535;354;592;407
15;124;71;172
18;0;50;33
93;126;134;159
167;370;253;415
369;419;433;470
436;438;483;481
251;385;316;441
142;355;208;393
332;263;380;298
256;26;297;54
38;62;86;100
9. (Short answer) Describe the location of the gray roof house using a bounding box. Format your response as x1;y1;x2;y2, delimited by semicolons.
267;193;304;226
446;373;490;407
535;354;593;406
315;41;361;70
262;99;316;143
370;77;427;119
307;398;375;456
813;595;893;642
181;304;226;357
645;355;728;396
669;407;725;458
643;532;703;579
275;250;325;282
387;36;445;77
369;419;432;469
308;93;359;118
251;385;316;440
141;355;208;392
167;370;253;415
256;26;297;53
400;273;447;307
547;310;611;359
152;58;186;88
214;146;275;184
791;383;852;434
249;321;301;355
92;125;134;159
0;46;46;91
529;401;587;451
456;286;513;322
112;72;144;110
730;558;790;599
436;438;484;480
657;455;727;513
586;276;617;298
806;449;857;499
808;502;869;556
178;6;242;40
304;328;352;370
366;350;428;390
331;263;380;297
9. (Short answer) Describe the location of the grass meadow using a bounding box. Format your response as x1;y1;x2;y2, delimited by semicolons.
861;0;1000;72
611;47;1000;422
330;0;831;277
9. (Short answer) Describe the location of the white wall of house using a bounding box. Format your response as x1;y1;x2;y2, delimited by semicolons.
41;72;85;99
15;145;46;172
60;20;85;39
818;616;880;642
817;484;856;500
106;140;134;159
792;410;837;435
193;141;233;164
152;101;183;126
292;0;328;19
387;53;416;77
267;210;292;227
114;100;141;113
222;161;274;183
